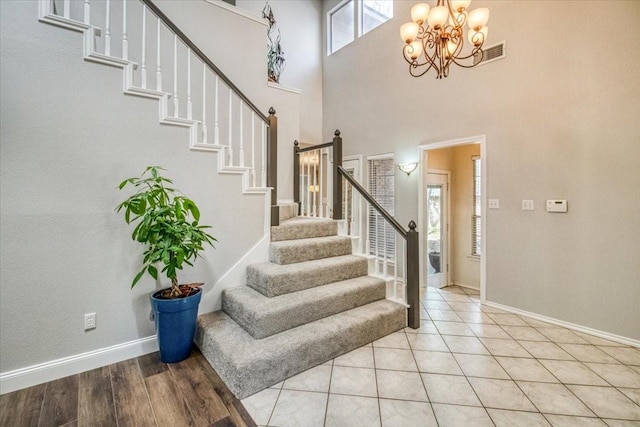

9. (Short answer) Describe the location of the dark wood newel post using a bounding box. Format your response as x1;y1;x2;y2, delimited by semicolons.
406;220;420;329
293;140;300;215
332;130;343;220
267;107;279;226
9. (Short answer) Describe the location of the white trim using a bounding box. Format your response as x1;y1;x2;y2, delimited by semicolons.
452;281;480;291
267;82;301;94
0;336;158;394
418;135;486;304
484;301;640;348
367;152;394;161
326;0;353;55
203;0;268;26
343;155;363;253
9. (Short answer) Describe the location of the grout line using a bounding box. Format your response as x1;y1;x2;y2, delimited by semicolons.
322;359;334;427
137;358;159;427
35;380;48;427
108;364;119;427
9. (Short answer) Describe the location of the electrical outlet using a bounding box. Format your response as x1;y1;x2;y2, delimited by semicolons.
488;199;500;209
84;312;96;330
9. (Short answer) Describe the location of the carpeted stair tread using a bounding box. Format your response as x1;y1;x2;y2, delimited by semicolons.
247;254;368;297
195;299;406;399
270;217;337;242
269;235;353;265
223;276;386;338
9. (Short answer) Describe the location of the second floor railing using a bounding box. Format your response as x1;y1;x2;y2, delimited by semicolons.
293;132;420;329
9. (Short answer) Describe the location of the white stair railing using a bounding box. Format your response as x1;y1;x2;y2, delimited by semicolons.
38;0;276;198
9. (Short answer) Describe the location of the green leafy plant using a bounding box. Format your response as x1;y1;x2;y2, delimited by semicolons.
116;166;216;298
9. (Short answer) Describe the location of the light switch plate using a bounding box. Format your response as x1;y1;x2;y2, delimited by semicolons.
522;200;534;211
488;199;499;209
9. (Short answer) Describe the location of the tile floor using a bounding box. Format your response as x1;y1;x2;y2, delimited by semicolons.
241;285;640;426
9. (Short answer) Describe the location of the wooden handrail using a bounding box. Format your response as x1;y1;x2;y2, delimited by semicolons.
296;141;334;153
338;166;407;239
141;0;270;124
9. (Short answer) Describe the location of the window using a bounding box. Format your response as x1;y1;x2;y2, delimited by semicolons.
329;0;355;54
362;0;393;35
328;0;393;54
368;156;395;259
472;156;481;256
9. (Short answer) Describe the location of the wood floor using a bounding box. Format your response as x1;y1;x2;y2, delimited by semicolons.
0;349;257;427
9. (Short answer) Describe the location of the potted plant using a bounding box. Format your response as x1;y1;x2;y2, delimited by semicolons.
116;166;216;363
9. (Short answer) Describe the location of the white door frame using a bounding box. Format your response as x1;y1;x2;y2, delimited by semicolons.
343;155;363;252
418;135;487;303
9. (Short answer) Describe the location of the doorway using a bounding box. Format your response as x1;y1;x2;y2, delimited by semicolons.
419;136;487;303
426;172;450;289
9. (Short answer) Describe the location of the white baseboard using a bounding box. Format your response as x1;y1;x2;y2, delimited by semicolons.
485;301;640;348
452;281;480;291
1;336;158;395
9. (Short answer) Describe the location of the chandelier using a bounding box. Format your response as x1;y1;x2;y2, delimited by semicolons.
400;1;490;79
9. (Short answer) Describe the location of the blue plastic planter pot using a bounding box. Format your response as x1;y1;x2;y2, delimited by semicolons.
150;288;202;363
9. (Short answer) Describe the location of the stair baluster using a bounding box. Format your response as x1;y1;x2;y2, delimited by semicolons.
155;16;160;90
201;66;207;143
141;5;147;88
105;0;111;56
122;0;128;60
83;0;90;24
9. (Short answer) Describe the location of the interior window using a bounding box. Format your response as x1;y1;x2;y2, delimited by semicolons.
328;0;393;54
362;0;393;35
329;0;355;54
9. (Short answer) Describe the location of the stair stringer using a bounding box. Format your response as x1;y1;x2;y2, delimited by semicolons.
37;2;271;198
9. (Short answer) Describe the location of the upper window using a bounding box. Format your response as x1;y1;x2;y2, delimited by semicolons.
362;0;393;34
328;0;393;55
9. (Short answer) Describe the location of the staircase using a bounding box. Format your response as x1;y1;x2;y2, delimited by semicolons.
195;212;406;399
36;0;412;399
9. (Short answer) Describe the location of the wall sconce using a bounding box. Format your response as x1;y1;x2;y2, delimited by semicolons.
398;162;418;176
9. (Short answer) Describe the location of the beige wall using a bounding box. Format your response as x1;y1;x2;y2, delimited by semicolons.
323;0;640;340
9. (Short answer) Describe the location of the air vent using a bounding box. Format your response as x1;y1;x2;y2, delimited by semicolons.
473;41;506;66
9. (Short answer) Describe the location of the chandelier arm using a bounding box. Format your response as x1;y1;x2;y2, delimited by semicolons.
401;46;437;78
449;46;484;68
409;62;436;78
421;33;443;77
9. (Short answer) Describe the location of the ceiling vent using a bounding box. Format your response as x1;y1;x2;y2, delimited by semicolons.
473;41;506;66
